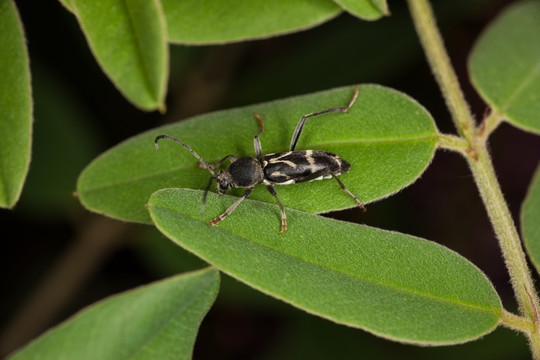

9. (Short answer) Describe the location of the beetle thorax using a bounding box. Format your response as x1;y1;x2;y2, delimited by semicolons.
219;157;263;190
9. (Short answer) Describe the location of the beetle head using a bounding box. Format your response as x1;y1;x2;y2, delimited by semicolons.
216;171;233;194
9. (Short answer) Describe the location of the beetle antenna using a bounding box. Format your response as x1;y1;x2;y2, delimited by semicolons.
155;135;218;177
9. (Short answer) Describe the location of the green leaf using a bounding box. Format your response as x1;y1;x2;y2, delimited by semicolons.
70;0;168;111
163;0;341;44
469;1;540;134
77;85;438;223
523;165;540;274
8;268;220;360
333;0;389;20
0;0;32;208
148;188;501;345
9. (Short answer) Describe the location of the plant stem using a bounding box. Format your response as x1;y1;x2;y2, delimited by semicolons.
407;0;476;141
469;143;540;355
407;0;540;356
436;133;468;153
478;110;504;140
501;310;533;333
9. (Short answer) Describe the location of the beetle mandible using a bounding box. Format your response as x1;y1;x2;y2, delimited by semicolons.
155;87;365;233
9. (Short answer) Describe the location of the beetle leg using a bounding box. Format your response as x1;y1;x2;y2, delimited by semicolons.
330;171;366;211
289;86;359;152
208;187;254;227
265;184;287;234
253;113;265;160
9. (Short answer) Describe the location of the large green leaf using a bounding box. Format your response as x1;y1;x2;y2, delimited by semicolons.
523;164;540;274
8;268;219;360
148;188;501;345
77;85;438;223
333;0;389;20
163;0;341;44
469;1;540;134
0;0;32;208
69;0;168;111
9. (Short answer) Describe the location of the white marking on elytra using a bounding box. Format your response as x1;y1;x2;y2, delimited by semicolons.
268;152;289;161
281;160;297;168
305;150;316;166
276;179;295;185
307;173;339;183
268;153;297;168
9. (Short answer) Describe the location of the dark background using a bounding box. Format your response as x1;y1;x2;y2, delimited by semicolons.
1;0;538;358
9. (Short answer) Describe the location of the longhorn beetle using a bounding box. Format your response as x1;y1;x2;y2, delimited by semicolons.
154;87;364;233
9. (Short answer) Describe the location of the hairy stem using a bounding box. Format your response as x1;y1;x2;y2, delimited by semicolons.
501;310;533;333
468;144;540;344
408;0;540;355
478;109;504;140
437;133;468;153
407;0;476;140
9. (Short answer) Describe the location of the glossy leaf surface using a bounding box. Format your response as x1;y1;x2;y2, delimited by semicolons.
77;85;437;223
9;268;219;360
148;188;501;345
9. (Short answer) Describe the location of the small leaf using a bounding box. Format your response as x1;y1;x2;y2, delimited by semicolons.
77;85;437;223
148;188;501;345
70;0;168;111
163;0;341;44
0;0;32;208
8;268;220;360
469;1;540;134
523;164;540;274
333;0;389;20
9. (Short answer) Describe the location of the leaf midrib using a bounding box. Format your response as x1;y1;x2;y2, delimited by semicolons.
501;62;540;112
121;0;158;104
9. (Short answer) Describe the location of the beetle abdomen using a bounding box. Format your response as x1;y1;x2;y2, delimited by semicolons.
262;150;350;184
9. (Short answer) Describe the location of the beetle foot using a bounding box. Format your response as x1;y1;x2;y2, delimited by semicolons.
279;221;287;234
